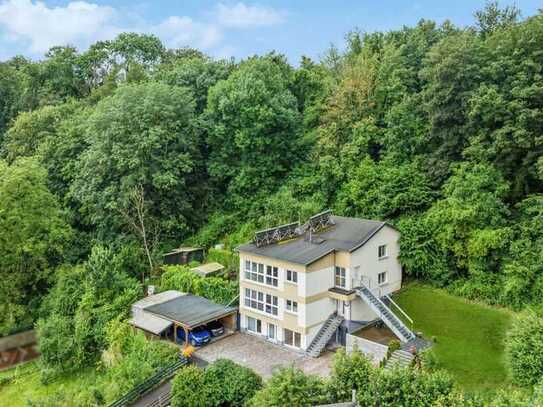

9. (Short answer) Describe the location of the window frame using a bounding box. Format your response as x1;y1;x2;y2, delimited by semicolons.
378;271;387;285
286;299;298;314
378;244;388;259
266;265;279;287
286;269;298;284
335;266;346;288
245;260;265;283
284;328;301;348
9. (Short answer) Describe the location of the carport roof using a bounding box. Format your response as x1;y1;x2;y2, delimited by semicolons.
145;294;237;329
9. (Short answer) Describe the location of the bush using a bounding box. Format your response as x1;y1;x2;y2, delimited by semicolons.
505;308;543;386
247;367;329;407
159;266;238;305
329;348;371;402
204;359;262;406
171;359;261;407
171;365;207;407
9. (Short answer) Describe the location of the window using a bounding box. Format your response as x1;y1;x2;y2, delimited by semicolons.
286;300;298;313
286;269;298;284
378;271;387;285
245;261;264;283
335;266;346;288
378;244;387;259
247;316;262;333
266;265;279;287
267;323;276;340
244;288;278;316
284;329;301;348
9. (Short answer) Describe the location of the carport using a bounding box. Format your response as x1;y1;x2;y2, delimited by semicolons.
143;294;238;346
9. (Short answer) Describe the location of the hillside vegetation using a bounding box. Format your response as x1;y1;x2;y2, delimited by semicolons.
1;2;543;404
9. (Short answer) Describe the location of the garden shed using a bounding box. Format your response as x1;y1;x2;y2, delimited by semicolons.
163;247;204;265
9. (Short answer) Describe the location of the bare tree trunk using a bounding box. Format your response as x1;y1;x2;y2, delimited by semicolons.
118;184;160;284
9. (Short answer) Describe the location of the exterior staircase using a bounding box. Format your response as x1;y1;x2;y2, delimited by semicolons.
355;286;415;343
385;349;414;369
305;312;344;358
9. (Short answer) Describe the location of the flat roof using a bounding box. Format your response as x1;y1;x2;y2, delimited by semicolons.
132;290;185;309
164;247;202;256
236;215;388;265
129;313;172;335
191;262;224;276
145;294;237;329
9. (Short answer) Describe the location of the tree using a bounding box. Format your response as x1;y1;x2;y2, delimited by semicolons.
505;308;543;386
329;348;372;402
205;55;302;205
71;82;205;244
0;158;71;334
247;367;329;407
474;1;520;36
171;366;207;407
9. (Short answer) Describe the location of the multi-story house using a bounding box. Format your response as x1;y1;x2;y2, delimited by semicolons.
237;210;415;357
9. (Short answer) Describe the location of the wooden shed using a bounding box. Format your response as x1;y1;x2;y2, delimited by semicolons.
163;247;204;265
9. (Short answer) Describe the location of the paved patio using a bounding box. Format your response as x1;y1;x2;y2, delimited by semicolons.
194;332;335;379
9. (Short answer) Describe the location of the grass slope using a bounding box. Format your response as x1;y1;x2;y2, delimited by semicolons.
0;361;100;406
394;283;513;393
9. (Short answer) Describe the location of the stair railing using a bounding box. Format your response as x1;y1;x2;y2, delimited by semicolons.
385;294;413;330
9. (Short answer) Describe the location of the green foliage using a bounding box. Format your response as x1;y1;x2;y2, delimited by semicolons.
0;158;72;334
329;348;372;401
70;81;205;243
505;308;543;386
160;266;238;304
206;248;239;277
171;359;262;407
171;366;207;407
37;246;140;379
247;367;329;407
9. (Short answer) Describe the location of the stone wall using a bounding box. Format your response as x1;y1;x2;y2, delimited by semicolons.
346;333;388;363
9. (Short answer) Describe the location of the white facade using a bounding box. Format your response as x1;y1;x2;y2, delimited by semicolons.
238;224;402;352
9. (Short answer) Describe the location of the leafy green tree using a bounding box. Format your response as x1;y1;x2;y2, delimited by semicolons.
205;55;302;205
204;359;262;406
0;158;71;334
505;308;543;386
247;367;329;407
474;1;520;36
171;366;207;407
37;246;140;378
329;348;372;402
71;82;204;244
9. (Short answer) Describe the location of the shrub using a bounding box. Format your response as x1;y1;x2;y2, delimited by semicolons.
248;367;329;407
505;308;543;386
171;366;207;407
387;339;401;358
204;359;262;406
329;347;372;402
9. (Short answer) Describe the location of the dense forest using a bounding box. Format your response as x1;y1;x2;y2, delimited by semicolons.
2;2;543;403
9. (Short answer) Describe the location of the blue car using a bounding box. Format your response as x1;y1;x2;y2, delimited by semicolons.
176;326;211;346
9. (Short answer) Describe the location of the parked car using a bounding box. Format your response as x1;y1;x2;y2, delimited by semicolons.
176;326;211;346
206;320;224;337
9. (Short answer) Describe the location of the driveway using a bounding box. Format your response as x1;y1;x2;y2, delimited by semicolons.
194;332;335;379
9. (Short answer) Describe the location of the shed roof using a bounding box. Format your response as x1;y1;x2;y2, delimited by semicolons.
237;215;390;265
132;290;185;310
145;294;237;329
190;262;224;276
129;312;172;335
164;247;202;256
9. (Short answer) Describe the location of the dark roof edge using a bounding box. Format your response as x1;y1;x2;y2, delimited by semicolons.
349;222;394;253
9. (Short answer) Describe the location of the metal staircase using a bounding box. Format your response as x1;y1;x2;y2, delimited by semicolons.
385;349;414;369
355;286;415;342
305;312;344;358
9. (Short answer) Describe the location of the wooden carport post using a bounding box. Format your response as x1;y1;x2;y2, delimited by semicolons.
183;326;189;347
174;323;177;344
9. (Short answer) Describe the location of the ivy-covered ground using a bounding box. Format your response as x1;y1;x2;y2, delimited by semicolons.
394;283;513;394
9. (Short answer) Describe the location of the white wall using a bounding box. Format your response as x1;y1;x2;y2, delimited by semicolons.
346;334;388;363
304;297;335;327
304;266;334;297
350;297;378;321
350;226;402;297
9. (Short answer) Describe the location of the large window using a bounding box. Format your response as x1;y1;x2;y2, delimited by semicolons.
286;269;298;284
284;329;301;348
244;288;278;316
247;316;262;333
378;244;388;259
245;260;264;283
286;299;298;314
335;266;346;288
266;265;279;287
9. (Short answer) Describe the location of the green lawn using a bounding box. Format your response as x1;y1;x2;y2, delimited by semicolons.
394;283;513;394
0;361;101;406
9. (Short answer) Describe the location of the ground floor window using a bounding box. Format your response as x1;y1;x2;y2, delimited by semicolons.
247;316;262;334
267;323;276;340
378;271;387;285
284;328;301;348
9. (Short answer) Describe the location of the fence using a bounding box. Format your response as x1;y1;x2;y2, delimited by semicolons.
346;334;388;363
108;357;188;407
